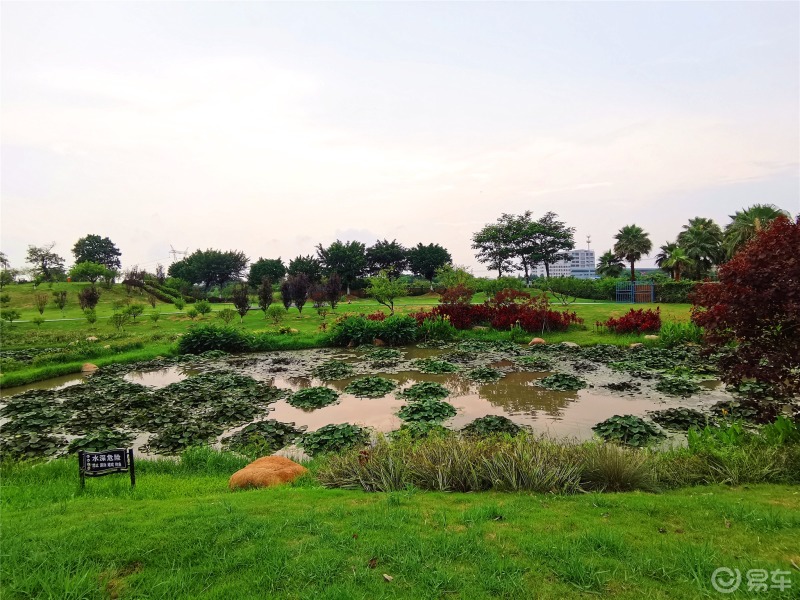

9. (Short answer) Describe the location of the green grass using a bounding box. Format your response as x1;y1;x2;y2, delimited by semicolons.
1;452;798;599
1;282;693;387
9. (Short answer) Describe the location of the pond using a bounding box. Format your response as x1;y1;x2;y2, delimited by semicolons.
0;342;737;458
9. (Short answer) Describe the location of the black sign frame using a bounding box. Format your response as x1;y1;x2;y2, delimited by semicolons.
78;448;135;488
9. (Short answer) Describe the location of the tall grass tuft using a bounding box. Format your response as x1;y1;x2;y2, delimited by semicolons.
579;443;654;492
658;321;703;347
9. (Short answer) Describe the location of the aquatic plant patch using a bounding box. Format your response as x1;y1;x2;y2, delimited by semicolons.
397;398;457;423
592;415;664;447
711;399;783;424
462;415;522;437
602;381;641;393
535;373;587;391
397;382;449;401
312;360;354;380
68;428;135;453
222;419;306;453
654;376;702;398
344;376;397;398
362;347;402;367
648;408;711;431
143;421;224;454
515;355;554;371
580;344;626;363
0;431;67;459
287;387;340;410
392;421;451;439
300;423;370;456
411;358;458;374
466;366;504;383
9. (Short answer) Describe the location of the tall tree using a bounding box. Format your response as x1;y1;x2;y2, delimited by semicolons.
662;247;692;281
472;223;515;277
532;212;575;278
287;255;322;283
495;212;542;285
367;270;408;315
0;252;9;269
613;224;652;281
655;242;679;278
167;249;248;290
723;204;792;258
248;258;286;288
677;217;724;279
366;239;408;278
407;243;452;289
69;261;112;283
316;240;367;295
596;250;625;278
26;243;66;282
72;234;122;270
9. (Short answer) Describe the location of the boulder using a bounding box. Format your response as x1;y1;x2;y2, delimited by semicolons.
81;363;99;372
529;338;546;346
644;335;659;341
560;342;579;348
86;336;99;342
229;456;308;491
373;338;386;346
629;343;644;349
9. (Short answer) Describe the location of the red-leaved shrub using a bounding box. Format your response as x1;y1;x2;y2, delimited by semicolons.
691;216;799;397
604;308;661;334
364;311;387;322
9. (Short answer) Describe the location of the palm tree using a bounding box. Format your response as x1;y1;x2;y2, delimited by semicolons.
655;241;678;278
613;224;652;281
724;204;791;258
596;250;625;278
677;217;724;279
662;247;692;281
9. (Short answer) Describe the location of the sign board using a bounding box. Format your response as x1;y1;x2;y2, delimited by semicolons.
78;448;135;487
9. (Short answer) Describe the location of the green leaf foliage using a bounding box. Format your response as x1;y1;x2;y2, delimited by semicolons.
287;387;340;410
344;376;397;398
300;423;369;456
592;415;664;447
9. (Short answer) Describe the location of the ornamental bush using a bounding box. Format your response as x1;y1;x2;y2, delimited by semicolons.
604;308;661;334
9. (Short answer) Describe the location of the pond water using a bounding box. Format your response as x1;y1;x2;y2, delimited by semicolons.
1;344;733;453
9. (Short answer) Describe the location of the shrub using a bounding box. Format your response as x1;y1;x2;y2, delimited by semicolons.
592;415;664;447
300;423;369;456
231;283;251;322
109;312;130;332
186;308;199;320
52;290;68;314
84;308;97;326
691;216;800;397
125;303;144;321
149;311;161;326
178;324;253;354
482;277;525;298
379;315;418;345
580;443;653;492
266;303;284;325
1;310;20;326
417;315;458;342
328;316;382;346
658;321;703;347
173;298;185;311
604;308;661;334
31;316;45;327
217;308;237;325
365;311;386;321
194;300;212;317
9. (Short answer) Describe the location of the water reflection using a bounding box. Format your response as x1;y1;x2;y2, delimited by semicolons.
124;366;198;388
477;373;580;417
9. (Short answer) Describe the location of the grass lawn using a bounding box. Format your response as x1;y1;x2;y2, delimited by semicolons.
2;455;798;599
1;282;692;388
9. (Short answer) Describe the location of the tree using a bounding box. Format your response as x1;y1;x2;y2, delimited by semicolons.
613;225;652;281
72;234;122;269
691;216;799;397
195;300;212;317
280;279;293;310
532;212;575;278
69;261;112;283
26;243;66;282
248;258;286;288
662;247;692;282
596;250;624;278
217;308;237;325
677;217;724;279
367;270;408;315
472;223;515;277
125;304;144;321
167;249;248;290
0;252;9;269
52;290;68;316
723;204;792;259
34;293;49;315
287;255;322;283
231;283;251;323
655;242;678;278
316;240;367;295
257;278;273;319
407;243;452;289
494;212;540;285
324;274;342;310
286;274;310;313
0;269;15;289
77;286;101;310
366;240;408;277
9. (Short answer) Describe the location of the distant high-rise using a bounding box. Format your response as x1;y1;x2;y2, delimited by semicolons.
533;249;596;279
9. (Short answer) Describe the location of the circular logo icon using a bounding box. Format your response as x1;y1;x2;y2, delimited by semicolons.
711;567;742;594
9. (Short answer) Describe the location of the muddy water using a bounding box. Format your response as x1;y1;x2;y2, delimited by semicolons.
0;373;87;397
2;346;733;442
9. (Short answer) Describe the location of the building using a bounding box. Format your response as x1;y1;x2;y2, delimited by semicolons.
533;249;596;279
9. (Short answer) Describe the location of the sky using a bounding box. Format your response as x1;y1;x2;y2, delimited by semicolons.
2;1;798;276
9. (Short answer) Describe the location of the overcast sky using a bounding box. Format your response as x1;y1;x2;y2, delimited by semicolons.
2;1;798;276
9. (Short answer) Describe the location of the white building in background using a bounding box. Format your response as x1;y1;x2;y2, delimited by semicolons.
533;249;596;279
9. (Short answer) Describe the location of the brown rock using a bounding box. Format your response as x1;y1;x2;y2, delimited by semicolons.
229;456;308;491
373;338;386;346
629;343;644;349
81;363;99;372
644;335;659;341
529;338;546;346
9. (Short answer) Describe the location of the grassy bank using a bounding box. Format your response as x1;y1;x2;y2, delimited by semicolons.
2;451;798;599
